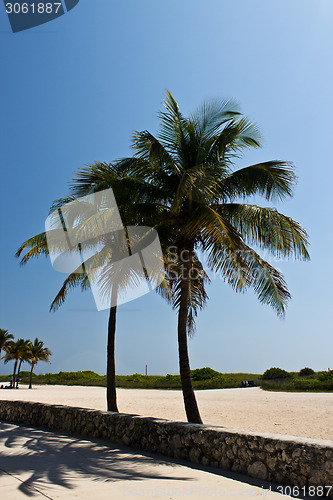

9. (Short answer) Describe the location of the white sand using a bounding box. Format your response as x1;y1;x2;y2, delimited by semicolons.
1;385;332;441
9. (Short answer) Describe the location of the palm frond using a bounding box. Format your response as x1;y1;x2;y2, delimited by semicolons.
190;97;241;142
16;233;48;263
170;165;219;214
243;246;291;317
183;204;244;251
50;272;89;312
221;161;296;201
218;204;310;260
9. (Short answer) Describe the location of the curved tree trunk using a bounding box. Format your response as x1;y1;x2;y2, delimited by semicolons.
107;285;119;412
29;363;35;389
177;247;203;424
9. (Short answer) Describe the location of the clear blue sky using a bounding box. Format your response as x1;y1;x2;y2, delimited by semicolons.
1;0;332;376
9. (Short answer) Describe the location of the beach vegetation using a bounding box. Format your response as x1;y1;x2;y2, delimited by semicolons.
298;367;314;377
262;367;291;380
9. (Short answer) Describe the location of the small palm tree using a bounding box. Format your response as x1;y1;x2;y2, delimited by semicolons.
4;339;31;387
0;329;14;365
27;338;52;389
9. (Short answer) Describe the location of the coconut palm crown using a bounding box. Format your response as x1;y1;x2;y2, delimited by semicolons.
27;338;52;389
0;329;14;363
4;338;31;387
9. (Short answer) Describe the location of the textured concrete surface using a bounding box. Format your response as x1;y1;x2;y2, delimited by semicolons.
0;422;296;500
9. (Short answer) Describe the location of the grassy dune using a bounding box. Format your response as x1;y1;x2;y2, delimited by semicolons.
0;368;260;390
1;367;332;391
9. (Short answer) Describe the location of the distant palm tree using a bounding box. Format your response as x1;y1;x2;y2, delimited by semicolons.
4;338;30;387
27;338;52;389
0;329;14;366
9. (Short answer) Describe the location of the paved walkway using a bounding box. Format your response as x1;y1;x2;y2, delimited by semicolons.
0;422;294;499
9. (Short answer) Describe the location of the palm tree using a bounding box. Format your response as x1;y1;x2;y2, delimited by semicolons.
16;168;165;411
4;338;31;387
69;92;309;423
27;338;52;389
0;329;14;366
131;92;310;422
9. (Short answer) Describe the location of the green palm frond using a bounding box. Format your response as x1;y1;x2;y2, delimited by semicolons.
50;272;89;312
221;161;296;201
207;240;290;317
183;204;244;252
28;338;52;364
170;165;219;214
206;241;251;293
157;91;189;167
218;204;310;260
16;232;48;263
242;246;291;317
190;97;241;142
49;195;77;214
229;117;262;150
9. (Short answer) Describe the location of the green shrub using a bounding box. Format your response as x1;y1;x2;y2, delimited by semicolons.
191;367;223;381
318;370;333;381
298;367;314;377
126;373;145;382
165;374;181;382
262;367;291;380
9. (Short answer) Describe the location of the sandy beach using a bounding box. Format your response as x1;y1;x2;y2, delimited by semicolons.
1;385;332;441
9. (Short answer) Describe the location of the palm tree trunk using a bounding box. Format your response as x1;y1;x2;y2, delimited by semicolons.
12;360;18;388
29;363;35;389
107;284;119;412
16;359;23;387
178;248;203;424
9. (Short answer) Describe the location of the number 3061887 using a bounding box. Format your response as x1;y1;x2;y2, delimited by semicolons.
5;3;62;14
276;485;332;497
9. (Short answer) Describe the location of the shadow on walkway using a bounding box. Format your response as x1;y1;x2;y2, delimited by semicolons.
0;422;315;499
0;422;189;497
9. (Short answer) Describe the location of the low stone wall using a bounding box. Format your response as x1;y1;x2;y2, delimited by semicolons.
1;400;332;495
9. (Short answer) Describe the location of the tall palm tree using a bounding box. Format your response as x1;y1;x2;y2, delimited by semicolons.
0;329;14;365
27;338;52;389
69;92;309;423
16;168;166;411
4;338;31;387
16;339;31;386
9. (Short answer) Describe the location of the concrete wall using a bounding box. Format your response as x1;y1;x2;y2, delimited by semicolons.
1;400;332;495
